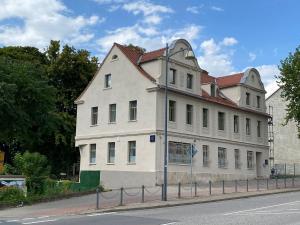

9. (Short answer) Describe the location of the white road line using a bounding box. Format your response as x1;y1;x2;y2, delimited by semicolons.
22;219;57;224
7;219;20;222
160;222;176;225
37;216;50;219
236;211;300;215
223;200;300;215
86;212;116;217
22;218;35;221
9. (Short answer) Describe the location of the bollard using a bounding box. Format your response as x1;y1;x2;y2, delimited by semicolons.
276;177;278;189
178;182;181;198
266;179;269;190
141;185;145;203
209;181;212;195
284;177;287;188
222;180;225;194
96;187;100;209
120;187;124;206
257;179;259;191
194;182;197;197
246;179;249;192
292;177;295;187
235;180;237;193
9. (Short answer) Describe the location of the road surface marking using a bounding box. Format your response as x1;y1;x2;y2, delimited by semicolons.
160;222;176;225
7;219;20;222
37;216;50;219
87;212;116;217
224;200;300;215
22;219;57;224
22;218;35;221
236;211;300;215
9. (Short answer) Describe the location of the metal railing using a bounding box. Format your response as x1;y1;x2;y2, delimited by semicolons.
94;176;300;209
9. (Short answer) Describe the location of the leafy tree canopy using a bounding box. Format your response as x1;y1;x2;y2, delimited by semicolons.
278;46;300;134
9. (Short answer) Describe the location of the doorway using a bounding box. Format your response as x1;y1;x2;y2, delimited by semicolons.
256;152;262;177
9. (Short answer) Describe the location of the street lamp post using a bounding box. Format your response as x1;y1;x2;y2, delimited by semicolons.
163;42;195;201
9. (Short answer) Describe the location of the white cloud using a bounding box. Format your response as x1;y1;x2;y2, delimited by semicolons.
0;0;103;49
197;37;238;75
255;64;280;97
94;0;126;4
211;6;224;11
248;52;256;61
96;24;201;55
186;6;200;14
221;37;238;46
122;0;173;25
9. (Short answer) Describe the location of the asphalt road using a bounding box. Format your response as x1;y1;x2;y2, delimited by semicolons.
2;191;300;225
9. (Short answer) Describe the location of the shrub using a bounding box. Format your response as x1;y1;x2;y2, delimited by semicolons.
0;187;25;205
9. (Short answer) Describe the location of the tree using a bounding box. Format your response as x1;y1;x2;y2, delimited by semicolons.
278;46;300;134
0;49;57;160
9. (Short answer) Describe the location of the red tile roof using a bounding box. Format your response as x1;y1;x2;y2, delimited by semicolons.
216;73;244;88
115;43;156;82
140;48;166;63
201;90;237;108
201;71;216;84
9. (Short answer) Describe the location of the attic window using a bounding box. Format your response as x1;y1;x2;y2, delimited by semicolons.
211;84;216;97
112;55;118;60
251;74;255;82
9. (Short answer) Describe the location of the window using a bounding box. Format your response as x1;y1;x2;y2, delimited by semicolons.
109;104;116;123
218;112;225;130
169;68;176;84
169;100;176;122
168;141;191;164
257;121;261;137
129;100;137;121
203;108;208;128
128;141;136;163
89;144;96;164
234;115;239;133
203;145;209;167
108;142;115;163
257;96;261;108
187;74;193;89
235;149;241;169
246;118;251;135
186;104;193;125
218;147;227;168
91;107;98;125
105;74;111;88
246;92;250;105
210;84;216;97
112;54;118;60
247;151;254;169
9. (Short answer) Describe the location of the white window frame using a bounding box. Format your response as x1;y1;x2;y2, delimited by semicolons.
91;107;98;125
218;147;227;168
203;108;208;128
203;145;209;167
128;141;136;163
218;112;225;131
257;120;261;137
108;142;115;164
234;115;239;133
105;74;111;88
89;144;96;164
169;68;176;84
246;92;250;105
234;149;241;169
187;73;193;89
169;100;176;122
186;104;193;125
247;151;254;169
168;141;191;164
246;118;251;135
109;104;116;123
129;100;137;121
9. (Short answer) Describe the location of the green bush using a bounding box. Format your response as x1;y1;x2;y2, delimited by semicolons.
0;187;25;204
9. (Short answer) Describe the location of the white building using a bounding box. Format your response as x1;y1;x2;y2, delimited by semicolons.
266;88;300;167
75;39;270;188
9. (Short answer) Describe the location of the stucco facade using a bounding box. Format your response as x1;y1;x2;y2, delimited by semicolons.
75;39;270;188
266;88;300;165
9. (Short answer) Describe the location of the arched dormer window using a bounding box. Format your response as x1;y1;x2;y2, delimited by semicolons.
112;54;118;61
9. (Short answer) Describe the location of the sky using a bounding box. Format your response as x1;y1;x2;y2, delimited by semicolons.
0;0;299;96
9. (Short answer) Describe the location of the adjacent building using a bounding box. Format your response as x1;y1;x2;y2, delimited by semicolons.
266;88;300;172
75;39;270;188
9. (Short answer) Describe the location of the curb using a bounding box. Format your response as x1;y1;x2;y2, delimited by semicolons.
86;188;300;214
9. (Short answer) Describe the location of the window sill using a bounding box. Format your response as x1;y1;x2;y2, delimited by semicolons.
169;163;191;166
103;87;112;90
218;166;228;169
90;124;98;127
106;163;115;165
108;122;116;124
128;120;137;122
89;163;96;165
127;162;136;165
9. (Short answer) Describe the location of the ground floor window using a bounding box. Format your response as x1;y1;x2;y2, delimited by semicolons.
168;141;191;164
218;147;227;168
89;144;96;164
108;142;115;163
128;141;136;163
234;149;241;169
247;151;254;169
203;145;209;167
